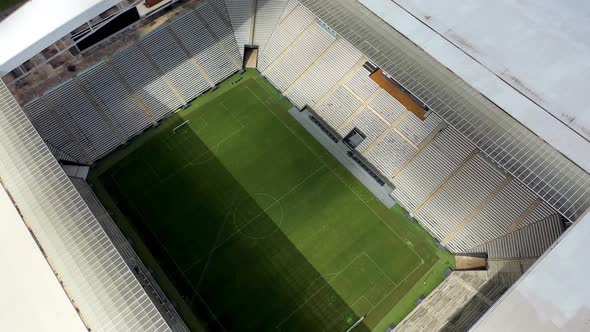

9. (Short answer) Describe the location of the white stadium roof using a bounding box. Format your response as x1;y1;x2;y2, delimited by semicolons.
472;209;590;331
361;0;590;176
0;184;87;332
0;0;121;76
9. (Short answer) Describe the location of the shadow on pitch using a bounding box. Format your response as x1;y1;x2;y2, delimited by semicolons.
102;114;371;332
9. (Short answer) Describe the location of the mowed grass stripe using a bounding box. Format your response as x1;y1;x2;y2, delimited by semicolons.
91;70;453;331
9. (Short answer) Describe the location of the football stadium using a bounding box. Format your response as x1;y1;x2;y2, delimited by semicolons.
0;0;589;331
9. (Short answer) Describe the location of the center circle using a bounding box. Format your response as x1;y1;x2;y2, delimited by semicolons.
233;193;284;239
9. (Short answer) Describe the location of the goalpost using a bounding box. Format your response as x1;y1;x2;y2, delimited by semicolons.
172;120;191;134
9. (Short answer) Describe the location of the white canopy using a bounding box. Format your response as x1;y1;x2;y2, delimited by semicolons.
361;0;590;174
0;184;87;332
0;0;122;75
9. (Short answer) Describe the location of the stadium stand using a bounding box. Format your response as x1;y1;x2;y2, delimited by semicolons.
367;89;406;125
24;97;89;164
0;81;175;332
140;28;211;103
338;108;389;152
391;129;477;212
78;61;153;140
346;67;380;100
170;11;239;83
20;0;569;268
112;46;183;121
253;0;288;53
195;2;242;68
365;131;417;179
70;177;189;332
394;271;511;332
263;21;335;91
257;3;315;71
223;0;254;57
24;2;243;164
42;79;121;160
284;39;362;108
468;215;564;259
316;86;362;130
413;155;507;242
446;180;539;252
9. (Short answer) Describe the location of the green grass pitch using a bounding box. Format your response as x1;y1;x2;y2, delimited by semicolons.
89;70;454;332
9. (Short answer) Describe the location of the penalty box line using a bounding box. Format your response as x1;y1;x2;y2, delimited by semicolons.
248;82;427;271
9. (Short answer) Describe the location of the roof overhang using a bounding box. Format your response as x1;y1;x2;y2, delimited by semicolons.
359;0;590;177
0;0;122;76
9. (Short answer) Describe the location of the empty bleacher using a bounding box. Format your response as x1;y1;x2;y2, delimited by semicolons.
468;215;564;259
285;39;362;109
28;2;244;163
414;155;507;242
315;86;362;130
345;67;380;100
140;28;211;103
170;11;239;84
367;89;406;124
223;0;254;57
392;129;477;212
446;179;539;252
257;3;315;71
253;0;289;53
43;80;120;160
112;46;183;122
264;21;335;91
196;2;242;67
70;177;189;331
24;98;88;164
78;62;153;140
365;131;417;178
338;108;388;152
396;112;443;147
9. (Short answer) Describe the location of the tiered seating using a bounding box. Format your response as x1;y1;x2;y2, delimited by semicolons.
224;0;254;56
196;3;242;65
141;28;211;103
368;90;406;123
78;62;152;140
257;4;315;71
253;0;288;52
396;113;443;147
278;0;299;25
338;108;388;152
70;177;188;330
447;179;539;252
112;46;182;121
170;11;238;84
208;0;230;21
392;128;476;211
414;155;507;241
365;131;417;178
265;22;335;91
43;80;120;160
518;201;555;229
285;39;362;108
316;86;361;129
346;68;380;101
24;98;86;164
469;215;564;259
